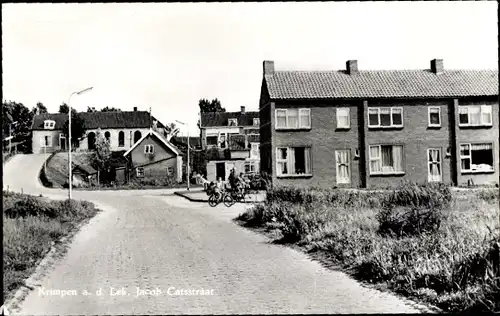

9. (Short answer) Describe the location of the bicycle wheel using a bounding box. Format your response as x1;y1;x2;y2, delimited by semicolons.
223;193;235;207
208;194;219;207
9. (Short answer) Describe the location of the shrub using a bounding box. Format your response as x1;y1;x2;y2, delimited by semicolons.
4;196;58;219
377;206;444;237
476;189;499;203
383;181;452;209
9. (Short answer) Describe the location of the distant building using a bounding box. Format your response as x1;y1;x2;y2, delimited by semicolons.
259;59;499;188
31;107;168;154
200;106;260;182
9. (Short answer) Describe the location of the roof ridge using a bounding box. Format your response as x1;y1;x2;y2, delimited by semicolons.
272;69;498;73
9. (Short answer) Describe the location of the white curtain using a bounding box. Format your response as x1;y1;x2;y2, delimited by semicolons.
288;147;296;174
460;144;470;156
429;149;440;177
481;106;492;124
369;146;381;173
469;106;481;125
381;146;393;170
288;109;299;128
337;108;349;127
299;109;310;128
304;148;311;174
392;146;403;172
471;143;492;150
276;110;287;128
336;150;349;181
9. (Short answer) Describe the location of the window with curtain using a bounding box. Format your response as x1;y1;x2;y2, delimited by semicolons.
335;150;350;184
460;143;494;172
368;107;404;128
428;107;441;126
276;147;311;176
275;108;311;129
369;145;404;174
336;108;350;129
428;149;442;182
458;105;493;126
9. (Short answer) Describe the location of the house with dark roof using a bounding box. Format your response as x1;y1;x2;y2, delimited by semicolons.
259;59;499;188
123;129;183;183
31;107;168;154
200;106;261;181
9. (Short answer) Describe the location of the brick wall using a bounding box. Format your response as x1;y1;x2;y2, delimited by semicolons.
262;96;499;189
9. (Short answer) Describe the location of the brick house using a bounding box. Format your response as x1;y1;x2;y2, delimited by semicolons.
123;129;183;183
200;107;260;182
31;107;167;154
259;59;498;188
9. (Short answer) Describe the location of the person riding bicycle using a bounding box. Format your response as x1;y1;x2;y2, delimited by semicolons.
235;172;248;196
214;177;225;198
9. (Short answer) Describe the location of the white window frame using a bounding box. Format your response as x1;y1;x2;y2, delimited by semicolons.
275;108;311;130
275;146;312;177
245;161;259;174
44;120;55;130
59;134;66;147
253;118;260;126
136;167;145;177
144;144;154;154
428;106;441;127
427;148;442;182
459;143;495;173
458;105;493;127
250;143;259;159
228;118;238;126
336;107;350;129
40;135;52;148
335;149;351;184
368;144;405;175
367;107;404;128
167;167;173;176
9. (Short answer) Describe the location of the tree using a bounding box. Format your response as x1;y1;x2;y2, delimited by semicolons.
198;98;225;114
61;112;86;147
59;103;70;114
101;106;121;112
197;98;225;131
91;130;113;184
33;102;48;114
164;122;179;140
2;100;33;139
87;106;97;113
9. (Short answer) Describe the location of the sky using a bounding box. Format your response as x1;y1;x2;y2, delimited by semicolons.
2;2;498;136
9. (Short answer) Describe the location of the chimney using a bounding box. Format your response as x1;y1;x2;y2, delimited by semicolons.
133;106;137;111
241;106;246;114
263;60;275;75
431;59;444;74
346;60;358;75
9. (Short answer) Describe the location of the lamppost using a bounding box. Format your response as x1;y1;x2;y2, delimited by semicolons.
8;121;18;154
175;120;190;191
68;86;93;201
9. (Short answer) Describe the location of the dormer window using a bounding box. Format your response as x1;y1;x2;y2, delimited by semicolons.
253;118;260;126
228;118;238;126
44;120;55;130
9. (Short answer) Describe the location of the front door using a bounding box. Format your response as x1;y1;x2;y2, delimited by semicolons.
215;162;226;181
60;135;66;151
335;149;351;184
428;148;442;182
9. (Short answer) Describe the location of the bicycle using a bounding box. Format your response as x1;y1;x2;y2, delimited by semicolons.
208;190;225;207
222;186;248;207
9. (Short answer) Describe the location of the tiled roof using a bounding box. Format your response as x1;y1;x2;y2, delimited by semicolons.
264;69;498;100
201;111;259;127
171;136;201;148
229;134;246;150
32;111;164;130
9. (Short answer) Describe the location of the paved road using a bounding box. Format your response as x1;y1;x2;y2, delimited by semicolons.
5;154;428;314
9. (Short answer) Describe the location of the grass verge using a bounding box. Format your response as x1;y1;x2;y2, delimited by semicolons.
3;191;100;300
235;183;500;313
